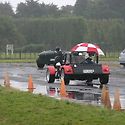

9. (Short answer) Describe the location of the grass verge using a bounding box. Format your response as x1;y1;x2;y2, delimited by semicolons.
0;87;125;125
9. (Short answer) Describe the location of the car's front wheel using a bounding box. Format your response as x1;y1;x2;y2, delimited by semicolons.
46;69;55;83
61;69;70;85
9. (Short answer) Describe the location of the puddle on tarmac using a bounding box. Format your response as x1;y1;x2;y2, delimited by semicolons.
1;79;125;109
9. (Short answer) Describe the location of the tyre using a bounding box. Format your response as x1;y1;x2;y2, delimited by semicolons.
46;69;55;83
36;58;45;68
86;79;93;86
61;69;70;85
99;75;109;84
37;63;45;69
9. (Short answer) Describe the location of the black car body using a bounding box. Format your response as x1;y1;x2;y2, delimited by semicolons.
36;50;64;68
36;50;57;68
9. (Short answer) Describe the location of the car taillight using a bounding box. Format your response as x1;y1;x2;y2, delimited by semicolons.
64;66;73;74
102;65;110;74
66;68;72;72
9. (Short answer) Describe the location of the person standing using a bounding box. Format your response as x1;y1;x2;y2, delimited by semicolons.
55;47;63;65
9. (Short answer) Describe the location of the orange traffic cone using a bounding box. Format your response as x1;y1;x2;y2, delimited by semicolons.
101;85;107;104
104;89;112;109
4;72;10;87
60;79;68;98
113;88;121;111
27;75;35;93
101;85;111;109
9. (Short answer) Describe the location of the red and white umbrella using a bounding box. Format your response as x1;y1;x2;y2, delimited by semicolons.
71;43;105;55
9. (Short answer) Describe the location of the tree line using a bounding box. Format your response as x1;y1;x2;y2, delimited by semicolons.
0;0;125;52
1;0;125;19
74;0;125;19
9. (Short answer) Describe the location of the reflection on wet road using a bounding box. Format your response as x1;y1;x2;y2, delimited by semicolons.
0;62;125;108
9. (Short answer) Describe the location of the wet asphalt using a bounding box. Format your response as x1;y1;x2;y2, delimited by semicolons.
0;61;125;108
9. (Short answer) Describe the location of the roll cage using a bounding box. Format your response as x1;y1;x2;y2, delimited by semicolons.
64;51;99;65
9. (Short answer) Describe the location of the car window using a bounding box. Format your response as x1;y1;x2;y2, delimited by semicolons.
71;53;85;63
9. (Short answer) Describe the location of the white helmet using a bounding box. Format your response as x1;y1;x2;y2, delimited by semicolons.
56;62;61;67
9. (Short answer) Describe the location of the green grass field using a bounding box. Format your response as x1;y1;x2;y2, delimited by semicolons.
0;87;125;125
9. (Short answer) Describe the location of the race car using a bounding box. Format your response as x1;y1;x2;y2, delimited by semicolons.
36;48;64;68
36;50;57;68
46;51;110;86
119;49;125;67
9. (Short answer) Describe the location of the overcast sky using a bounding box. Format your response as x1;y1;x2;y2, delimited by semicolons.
1;0;76;9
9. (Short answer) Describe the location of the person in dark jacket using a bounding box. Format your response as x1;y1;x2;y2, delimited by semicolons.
54;47;63;78
55;47;63;65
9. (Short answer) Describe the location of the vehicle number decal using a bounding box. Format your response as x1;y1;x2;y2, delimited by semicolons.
83;69;94;73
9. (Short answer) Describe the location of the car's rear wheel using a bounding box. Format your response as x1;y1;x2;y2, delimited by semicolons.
37;63;45;69
36;58;45;68
99;75;109;84
61;69;70;85
46;69;55;83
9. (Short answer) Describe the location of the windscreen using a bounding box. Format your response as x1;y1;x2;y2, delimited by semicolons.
71;52;97;64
